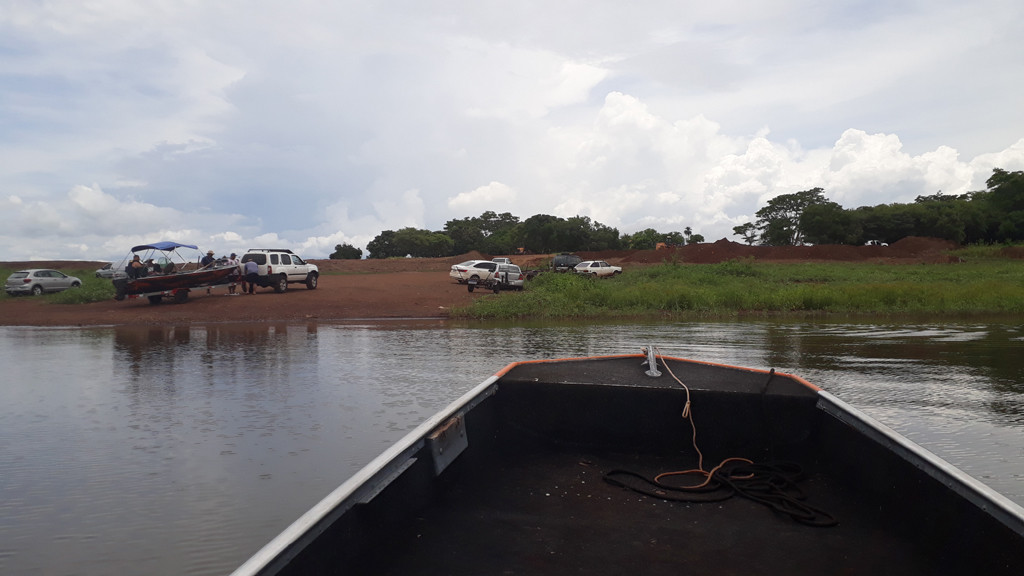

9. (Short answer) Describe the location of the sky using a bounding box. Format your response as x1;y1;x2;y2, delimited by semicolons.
2;0;1023;262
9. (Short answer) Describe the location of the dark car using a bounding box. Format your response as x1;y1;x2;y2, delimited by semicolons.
551;253;582;272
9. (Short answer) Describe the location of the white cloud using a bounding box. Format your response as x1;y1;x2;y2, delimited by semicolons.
1;1;1023;260
447;182;517;211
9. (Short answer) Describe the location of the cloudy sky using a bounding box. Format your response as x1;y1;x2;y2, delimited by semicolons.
3;0;1023;262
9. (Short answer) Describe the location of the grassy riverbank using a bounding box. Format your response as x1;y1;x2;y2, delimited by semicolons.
452;253;1024;319
0;266;114;304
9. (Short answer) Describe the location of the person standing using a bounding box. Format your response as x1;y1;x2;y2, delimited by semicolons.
226;253;240;295
243;257;259;294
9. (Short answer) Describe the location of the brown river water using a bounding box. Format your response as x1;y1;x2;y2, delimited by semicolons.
1;320;1022;575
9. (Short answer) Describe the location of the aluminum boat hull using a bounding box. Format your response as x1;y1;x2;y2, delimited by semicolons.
232;353;1024;576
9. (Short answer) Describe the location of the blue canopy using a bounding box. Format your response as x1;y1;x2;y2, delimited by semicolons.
130;241;199;252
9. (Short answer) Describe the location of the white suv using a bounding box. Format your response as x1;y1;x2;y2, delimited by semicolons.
241;249;319;292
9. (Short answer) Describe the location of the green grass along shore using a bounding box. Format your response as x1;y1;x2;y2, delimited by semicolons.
4;245;1023;317
452;247;1024;319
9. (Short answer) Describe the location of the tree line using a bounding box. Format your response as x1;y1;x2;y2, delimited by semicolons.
331;211;706;259
733;168;1024;246
331;167;1023;259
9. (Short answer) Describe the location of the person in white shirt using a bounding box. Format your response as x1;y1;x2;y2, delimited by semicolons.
226;253;240;294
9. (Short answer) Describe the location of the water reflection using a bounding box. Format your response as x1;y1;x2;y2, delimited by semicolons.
771;323;1024;423
0;320;1022;576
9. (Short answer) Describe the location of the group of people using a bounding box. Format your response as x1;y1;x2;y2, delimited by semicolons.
126;248;260;294
126;255;174;278
208;250;259;295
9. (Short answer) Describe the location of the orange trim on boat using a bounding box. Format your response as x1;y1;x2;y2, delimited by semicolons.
490;353;822;392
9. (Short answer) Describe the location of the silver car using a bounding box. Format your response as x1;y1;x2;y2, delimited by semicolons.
573;260;622;277
5;269;83;296
95;263;115;278
494;264;525;290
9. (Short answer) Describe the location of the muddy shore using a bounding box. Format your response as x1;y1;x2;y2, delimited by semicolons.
0;265;478;327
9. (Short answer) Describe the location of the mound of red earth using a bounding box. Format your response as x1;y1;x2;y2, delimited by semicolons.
596;236;961;265
0;237;976;276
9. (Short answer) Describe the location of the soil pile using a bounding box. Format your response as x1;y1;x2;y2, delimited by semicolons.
617;236;958;265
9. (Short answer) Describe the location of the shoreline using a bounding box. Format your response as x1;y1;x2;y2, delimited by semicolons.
0;271;480;327
4;237;1013;327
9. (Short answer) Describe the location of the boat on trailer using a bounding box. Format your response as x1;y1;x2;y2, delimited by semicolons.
111;241;239;304
231;349;1024;576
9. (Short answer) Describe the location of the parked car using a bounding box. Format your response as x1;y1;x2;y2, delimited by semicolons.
494;264;525;290
5;269;83;296
240;249;319;292
95;263;115;278
449;260;498;284
551;253;582;272
491;257;512;265
573;260;622;277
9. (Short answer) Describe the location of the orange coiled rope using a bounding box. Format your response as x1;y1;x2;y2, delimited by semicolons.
602;348;837;527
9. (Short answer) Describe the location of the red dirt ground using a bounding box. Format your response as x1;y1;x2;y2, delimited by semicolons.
0;237;977;327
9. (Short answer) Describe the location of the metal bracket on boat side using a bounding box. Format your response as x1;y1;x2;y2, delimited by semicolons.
427;411;469;475
642;346;662;377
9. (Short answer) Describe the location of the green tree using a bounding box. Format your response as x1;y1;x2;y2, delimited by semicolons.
857;204;916;245
329;243;363;259
755;188;830;245
732;168;1022;247
392;227;453;257
367;228;453;258
443;218;485;254
366;230;397;259
955;190;999;244
479;211;521;254
663;231;685;246
479;211;520;234
562;216;597;251
732;222;758;245
986;168;1024;241
485;227;520;255
910;193;970;243
800;201;861;245
519;214;564;253
987;168;1024;212
589;221;622;250
443;211;522;254
997;212;1024;242
629;228;662;250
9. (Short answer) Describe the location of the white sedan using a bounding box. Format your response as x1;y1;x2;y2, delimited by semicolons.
449;260;498;283
573;260;622;277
